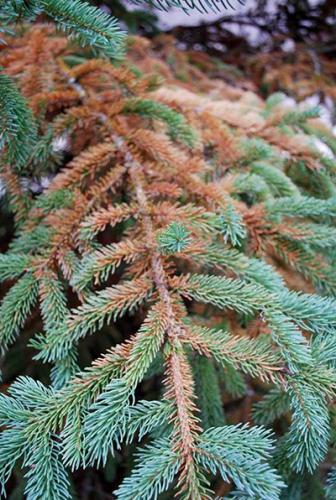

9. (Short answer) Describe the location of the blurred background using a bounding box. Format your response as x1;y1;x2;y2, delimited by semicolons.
90;0;336;120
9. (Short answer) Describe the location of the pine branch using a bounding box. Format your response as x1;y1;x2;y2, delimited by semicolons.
325;469;336;499
0;1;41;23
192;357;225;429
132;0;245;14
157;222;192;254
34;276;153;361
83;379;132;466
0;273;38;355
185;325;282;383
40;0;125;59
215;203;246;246
124;98;196;147
0;428;27;494
38;271;79;387
264;310;312;372
125;400;173;443
123;301;168;386
24;438;71;500
0;71;37;170
279;289;336;333
71;238;145;291
266;195;336;220
0;253;31;281
175;273;275;314
115;439;180;499
282;221;336;250
196;425;285;499
119;131;210;499
253;388;290;426
199;243;285;291
282;374;334;473
0;377;71;499
251;161;300;197
0;22;335;499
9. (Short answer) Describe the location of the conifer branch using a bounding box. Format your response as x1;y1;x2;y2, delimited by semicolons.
196;425;285;499
112;132;208;498
0;23;335;498
0;273;39;355
0;71;38;170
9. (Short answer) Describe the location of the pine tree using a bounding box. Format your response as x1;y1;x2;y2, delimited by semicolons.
0;8;335;500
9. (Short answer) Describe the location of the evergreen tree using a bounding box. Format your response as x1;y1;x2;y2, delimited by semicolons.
0;2;335;499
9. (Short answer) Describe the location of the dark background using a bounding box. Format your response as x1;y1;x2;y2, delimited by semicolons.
91;0;336;56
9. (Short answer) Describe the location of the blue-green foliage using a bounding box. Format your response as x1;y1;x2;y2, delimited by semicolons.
0;273;38;355
157;222;192;254
0;377;72;499
115;439;180;499
192;356;225;428
215;203;246;246
0;10;336;499
0;71;38;170
1;0;125;58
124;99;197;147
326;469;336;499
196;425;285;499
